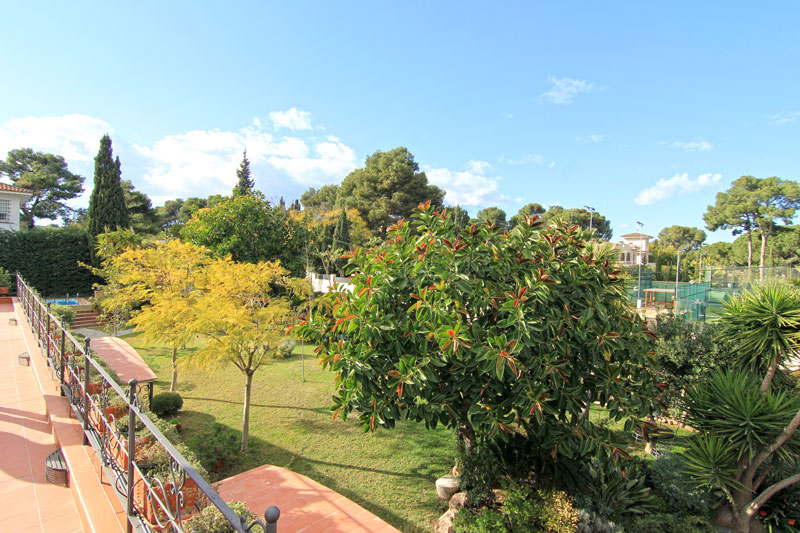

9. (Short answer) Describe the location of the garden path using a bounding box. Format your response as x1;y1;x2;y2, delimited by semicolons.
217;464;400;533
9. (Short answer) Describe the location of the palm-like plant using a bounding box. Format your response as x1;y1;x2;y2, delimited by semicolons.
718;283;800;391
682;284;800;533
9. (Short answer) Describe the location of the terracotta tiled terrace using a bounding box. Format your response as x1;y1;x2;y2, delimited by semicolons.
3;294;401;533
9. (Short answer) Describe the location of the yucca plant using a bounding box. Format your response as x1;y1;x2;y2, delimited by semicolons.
682;284;800;533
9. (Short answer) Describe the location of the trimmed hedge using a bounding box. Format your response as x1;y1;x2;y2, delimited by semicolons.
0;227;99;295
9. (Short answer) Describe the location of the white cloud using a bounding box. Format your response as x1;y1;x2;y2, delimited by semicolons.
540;76;596;105
617;223;629;229
426;160;503;207
501;112;514;119
268;108;312;131
672;140;713;152
0;114;112;161
135;120;357;195
499;154;546;166
575;134;604;143
767;110;800;126
634;173;722;206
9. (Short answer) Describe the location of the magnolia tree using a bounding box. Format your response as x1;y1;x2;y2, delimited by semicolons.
294;204;660;465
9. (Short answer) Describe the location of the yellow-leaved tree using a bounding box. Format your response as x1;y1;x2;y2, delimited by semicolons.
102;239;212;391
189;258;297;452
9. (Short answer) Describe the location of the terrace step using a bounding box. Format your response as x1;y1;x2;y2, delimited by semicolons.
15;299;126;532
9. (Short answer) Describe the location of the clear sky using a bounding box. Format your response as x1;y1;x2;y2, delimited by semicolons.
1;2;799;242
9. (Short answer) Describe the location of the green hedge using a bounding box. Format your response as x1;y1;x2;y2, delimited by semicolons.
0;227;99;295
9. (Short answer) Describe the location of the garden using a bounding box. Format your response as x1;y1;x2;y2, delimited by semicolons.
77;201;800;533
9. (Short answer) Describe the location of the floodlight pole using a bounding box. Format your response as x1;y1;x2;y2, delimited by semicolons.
584;205;595;232
675;249;682;308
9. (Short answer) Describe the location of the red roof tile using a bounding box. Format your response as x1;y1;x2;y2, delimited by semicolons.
0;183;34;194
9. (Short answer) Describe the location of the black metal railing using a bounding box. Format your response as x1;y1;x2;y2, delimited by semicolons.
17;274;280;533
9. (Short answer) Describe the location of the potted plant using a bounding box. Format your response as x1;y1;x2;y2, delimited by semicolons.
0;267;12;295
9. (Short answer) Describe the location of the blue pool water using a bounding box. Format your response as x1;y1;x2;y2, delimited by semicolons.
46;299;79;306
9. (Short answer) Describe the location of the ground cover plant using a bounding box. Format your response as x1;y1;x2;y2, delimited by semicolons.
125;334;454;532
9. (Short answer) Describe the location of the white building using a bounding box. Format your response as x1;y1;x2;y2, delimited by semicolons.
0;183;33;231
611;232;655;267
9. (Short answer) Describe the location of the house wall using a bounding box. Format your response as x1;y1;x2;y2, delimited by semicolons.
0;193;27;231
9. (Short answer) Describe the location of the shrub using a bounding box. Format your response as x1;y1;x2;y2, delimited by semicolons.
0;266;12;287
456;440;502;507
644;453;711;516
0;227;99;294
151;392;183;418
50;304;75;326
620;513;715;533
574;456;658;522
276;338;297;358
190;423;239;474
503;483;579;533
453;507;507;533
184;501;258;533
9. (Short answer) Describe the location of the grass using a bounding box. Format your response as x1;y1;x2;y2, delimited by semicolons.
588;405;695;460
124;334;454;532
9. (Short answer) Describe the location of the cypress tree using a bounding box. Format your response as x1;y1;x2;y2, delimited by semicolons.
87;134;129;264
232;150;254;196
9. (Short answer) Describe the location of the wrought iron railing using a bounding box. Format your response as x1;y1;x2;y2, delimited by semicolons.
17;274;280;533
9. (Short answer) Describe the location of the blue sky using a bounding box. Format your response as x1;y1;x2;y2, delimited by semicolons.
1;2;799;242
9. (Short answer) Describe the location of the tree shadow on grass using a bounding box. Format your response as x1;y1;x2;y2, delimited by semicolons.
180;396;329;415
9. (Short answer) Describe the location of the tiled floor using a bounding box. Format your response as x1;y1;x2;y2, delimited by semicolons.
0;302;84;533
217;465;400;533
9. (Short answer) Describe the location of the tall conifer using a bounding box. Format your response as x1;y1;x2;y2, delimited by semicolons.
232;150;254;196
87;134;129;263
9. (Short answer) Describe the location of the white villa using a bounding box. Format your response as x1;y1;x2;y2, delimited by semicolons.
611;232;655;268
0;183;33;231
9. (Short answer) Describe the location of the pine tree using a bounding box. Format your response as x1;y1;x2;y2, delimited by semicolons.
332;208;351;276
87;134;129;264
289;199;302;211
232;150;254;196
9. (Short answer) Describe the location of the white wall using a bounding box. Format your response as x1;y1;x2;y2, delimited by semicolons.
0;193;28;231
307;272;353;293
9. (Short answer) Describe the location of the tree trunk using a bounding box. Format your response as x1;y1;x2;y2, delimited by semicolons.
747;230;753;273
241;371;253;452
759;232;767;282
169;346;178;392
457;423;476;454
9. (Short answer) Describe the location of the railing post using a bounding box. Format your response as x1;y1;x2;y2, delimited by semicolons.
59;319;66;397
83;339;91;445
46;303;52;364
265;506;280;533
126;378;138;533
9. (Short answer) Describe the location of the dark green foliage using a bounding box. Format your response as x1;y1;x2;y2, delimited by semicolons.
657;225;707;251
87;135;129;263
189;423;239;473
300;183;340;210
543;205;613;241
456;440;502;507
180;195;306;276
0;147;84;227
448;205;471;228
232;150;255;197
573;456;658;522
475;206;507;228
151;392;184;418
50;304;75;326
453;508;507;533
644;454;712;516
339;147;445;236
121;179;159;234
652;312;735;410
184;501;259;533
758;460;800;533
619;513;716;533
0;227;98;294
509;203;546;228
332;208;351;274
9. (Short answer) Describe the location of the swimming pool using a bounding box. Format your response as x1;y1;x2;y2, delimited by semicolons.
46;299;80;306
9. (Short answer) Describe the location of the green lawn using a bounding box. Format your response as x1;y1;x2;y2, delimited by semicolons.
124;335;454;532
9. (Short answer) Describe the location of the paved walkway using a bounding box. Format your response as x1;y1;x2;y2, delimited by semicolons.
0;302;83;533
217;465;400;533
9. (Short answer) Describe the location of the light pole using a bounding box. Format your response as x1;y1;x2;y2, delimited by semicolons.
636;221;644;309
584;205;595;232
